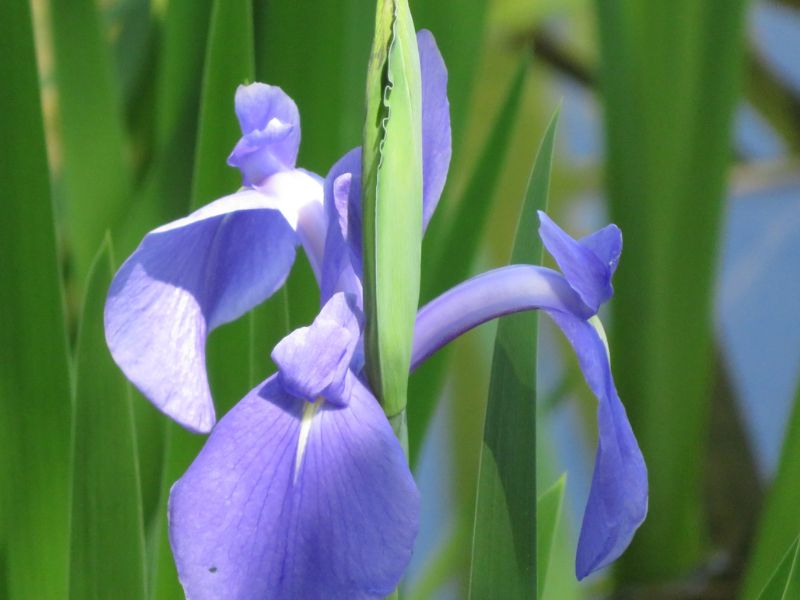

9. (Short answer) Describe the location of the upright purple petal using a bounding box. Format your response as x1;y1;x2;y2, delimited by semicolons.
105;190;297;433
581;223;622;275
538;211;619;313
169;375;419;600
418;30;451;229
546;311;648;579
228;83;301;187
271;293;361;405
320;147;364;304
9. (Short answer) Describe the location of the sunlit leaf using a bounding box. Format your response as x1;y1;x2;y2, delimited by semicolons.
742;380;800;599
469;111;557;599
69;239;146;600
755;535;800;600
536;475;566;600
0;0;72;596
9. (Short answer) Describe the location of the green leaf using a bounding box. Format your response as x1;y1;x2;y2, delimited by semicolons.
742;380;800;599
755;536;800;600
0;0;73;597
190;0;254;209
69;239;147;600
594;0;749;580
408;55;529;461
536;475;566;600
254;0;373;174
49;0;132;285
362;0;424;419
468;111;558;599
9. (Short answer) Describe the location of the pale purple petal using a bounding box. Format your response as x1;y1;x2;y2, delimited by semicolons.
546;311;647;579
168;375;419;600
418;30;451;229
271;294;361;405
228;83;301;187
538;211;616;313
105;190;297;433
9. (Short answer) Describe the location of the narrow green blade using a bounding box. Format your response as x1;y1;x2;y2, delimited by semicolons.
49;0;132;284
536;475;566;600
594;0;749;580
742;381;800;598
409;56;529;461
0;0;72;596
69;239;146;600
468;112;558;599
362;0;424;419
755;536;800;600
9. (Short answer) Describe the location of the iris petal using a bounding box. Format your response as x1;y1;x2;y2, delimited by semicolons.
168;375;419;600
418;29;451;229
538;211;616;313
546;311;648;579
105;189;297;433
271;293;361;405
228;83;301;186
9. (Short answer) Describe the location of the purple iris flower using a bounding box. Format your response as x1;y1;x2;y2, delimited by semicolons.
104;26;645;598
169;293;419;599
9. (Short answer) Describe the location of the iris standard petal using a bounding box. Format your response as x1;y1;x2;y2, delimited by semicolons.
271;293;361;405
105;189;297;433
321;147;363;304
545;311;648;579
228;83;301;186
168;375;419;600
418;29;451;229
538;211;615;313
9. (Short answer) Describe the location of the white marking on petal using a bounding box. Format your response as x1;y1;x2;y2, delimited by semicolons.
294;399;321;482
589;315;611;362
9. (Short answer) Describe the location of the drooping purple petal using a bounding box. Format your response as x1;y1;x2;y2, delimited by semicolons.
228;83;301;187
545;310;648;579
271;293;361;405
105;189;297;433
538;211;619;313
168;375;419;600
418;29;451;229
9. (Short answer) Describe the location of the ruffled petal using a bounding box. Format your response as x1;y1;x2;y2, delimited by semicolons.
228;83;301;187
545;311;648;579
168;375;419;600
105;189;297;433
538;211;617;313
418;30;451;229
271;293;361;405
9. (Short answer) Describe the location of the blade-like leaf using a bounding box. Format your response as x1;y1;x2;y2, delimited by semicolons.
49;0;132;285
362;0;424;421
409;55;529;461
595;0;749;580
755;536;800;600
536;475;566;600
468;111;558;599
0;0;73;597
69;239;146;600
742;379;800;599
